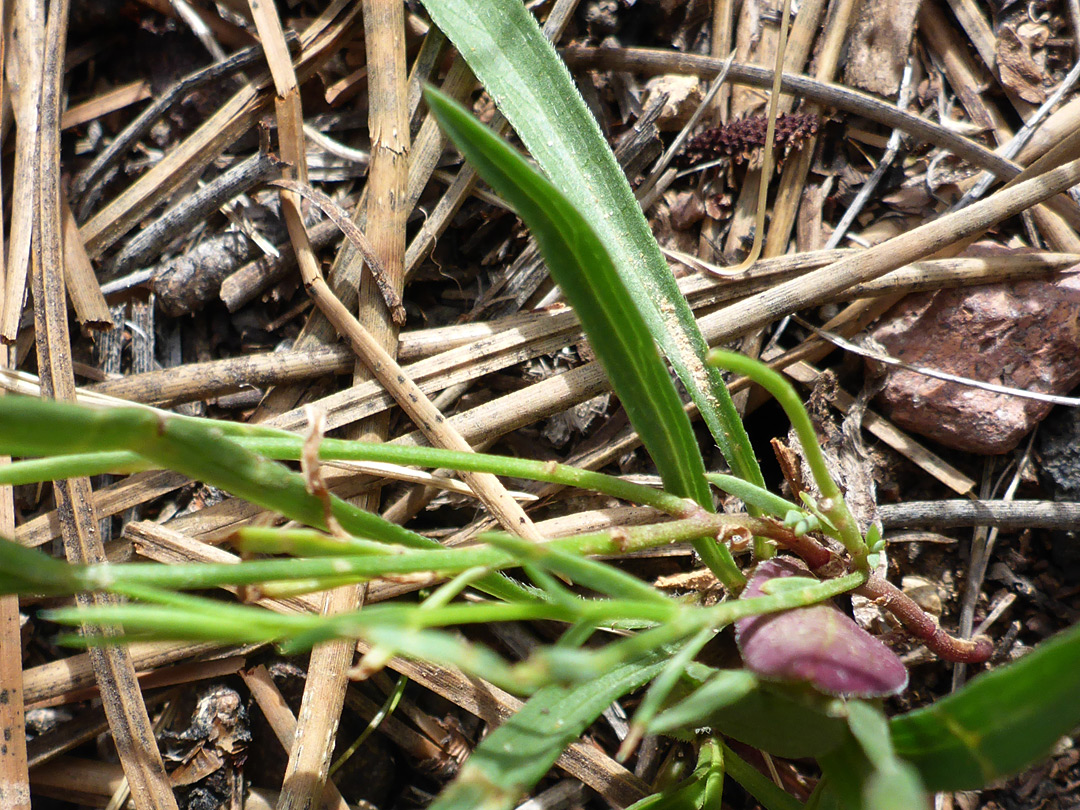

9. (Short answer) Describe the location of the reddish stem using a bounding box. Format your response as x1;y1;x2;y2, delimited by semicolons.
857;574;993;664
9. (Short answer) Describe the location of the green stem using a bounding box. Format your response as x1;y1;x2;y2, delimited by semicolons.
707;351;869;568
0;511;792;600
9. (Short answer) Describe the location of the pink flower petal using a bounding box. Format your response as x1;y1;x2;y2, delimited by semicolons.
736;558;909;697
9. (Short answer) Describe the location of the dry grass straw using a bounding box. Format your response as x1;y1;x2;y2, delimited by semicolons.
9;3;1080;806
31;1;177;807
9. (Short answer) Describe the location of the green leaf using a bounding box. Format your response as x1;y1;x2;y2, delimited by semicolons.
625;738;726;810
423;87;709;506
429;651;672;810
721;741;805;810
0;396;531;603
419;0;762;489
892;619;1080;790
647;669;758;735
0;536;84;596
707;683;849;759
837;701;928;810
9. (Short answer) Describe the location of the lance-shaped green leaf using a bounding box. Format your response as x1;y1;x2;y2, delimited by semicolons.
817;701;928;810
891;618;1080;790
418;0;762;491
429;651;671;810
424;87;710;506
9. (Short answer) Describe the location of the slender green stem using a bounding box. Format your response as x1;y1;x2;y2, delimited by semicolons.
239;436;691;515
329;674;407;777
707;351;869;568
0;451;149;483
0;405;691;516
621;627;716;759
706;473;811;526
0;511;795;600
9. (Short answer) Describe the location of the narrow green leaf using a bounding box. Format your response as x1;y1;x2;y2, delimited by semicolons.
721;741;805;810
418;0;762;489
423;87;709;506
646;669;758;735
429;652;671;810
0;396;530;603
629;739;726;810
891;619;1080;790
707;683;848;759
0;450;147;483
0;536;85;596
842;701;928;810
481;530;673;605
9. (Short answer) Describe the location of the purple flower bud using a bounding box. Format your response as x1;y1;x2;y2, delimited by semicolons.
736;557;908;697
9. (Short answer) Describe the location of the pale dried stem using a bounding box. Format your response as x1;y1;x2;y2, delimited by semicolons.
1;0;42;343
708;0;735;123
562;46;1080;230
59;190;111;331
31;1;177;808
11;245;1070;549
920;0;1080;253
697;155;1080;341
246;2;377;809
0;2;27;799
240;666;350;810
764;0;858;260
77;0;358;259
0;459;29;809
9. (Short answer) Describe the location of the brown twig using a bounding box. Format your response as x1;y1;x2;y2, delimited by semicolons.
269;178;406;322
245;3;369;809
0;1;28;799
879;500;1080;530
696;155;1080;342
562;45;1080;229
0;457;29;809
217;217;341;311
59;191;111;331
108;149;283;276
240;666;351;810
69;39;291;214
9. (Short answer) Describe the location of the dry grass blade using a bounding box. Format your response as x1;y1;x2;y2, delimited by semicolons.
563;45;1080;228
77;0;358;259
59;80;151;130
240;666;351;810
11;6;1080;805
763;0;859;259
59;191;111;331
244;2;369;808
1;0;43;343
0;2;26;799
697;156;1080;342
30;2;177;808
0;451;29;810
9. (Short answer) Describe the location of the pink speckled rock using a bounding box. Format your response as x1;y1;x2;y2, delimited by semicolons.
736;558;908;698
867;277;1080;454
